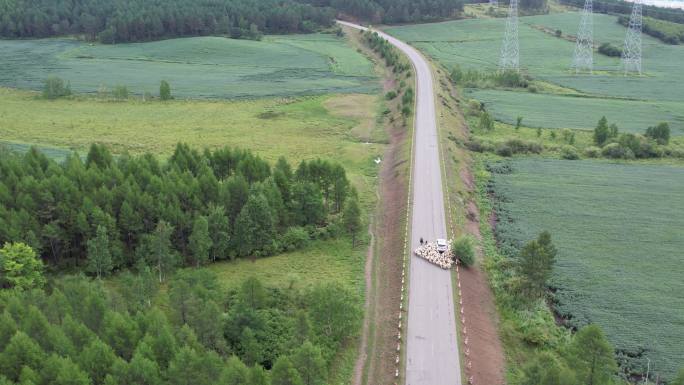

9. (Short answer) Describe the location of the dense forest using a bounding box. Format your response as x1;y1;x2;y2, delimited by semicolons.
298;0;465;24
0;0;467;43
0;144;361;277
0;0;336;42
0;269;361;385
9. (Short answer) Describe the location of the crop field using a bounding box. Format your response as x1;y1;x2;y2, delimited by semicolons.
0;34;378;99
386;13;684;134
489;158;684;380
466;89;684;134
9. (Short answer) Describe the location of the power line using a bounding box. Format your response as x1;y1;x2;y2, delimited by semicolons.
622;0;643;74
499;0;520;72
572;0;594;73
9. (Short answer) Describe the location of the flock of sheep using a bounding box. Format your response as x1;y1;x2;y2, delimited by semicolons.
414;241;455;269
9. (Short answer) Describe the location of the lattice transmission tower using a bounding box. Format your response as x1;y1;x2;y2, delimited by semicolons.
499;0;519;72
622;0;643;74
572;0;593;73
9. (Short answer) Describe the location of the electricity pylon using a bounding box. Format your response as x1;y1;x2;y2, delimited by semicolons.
622;0;643;75
499;0;519;72
572;0;593;73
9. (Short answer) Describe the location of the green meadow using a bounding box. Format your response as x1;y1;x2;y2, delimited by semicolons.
0;34;378;99
489;158;684;380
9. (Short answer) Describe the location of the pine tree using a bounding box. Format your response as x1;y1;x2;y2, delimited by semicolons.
160;80;172;101
0;332;45;382
207;205;230;261
221;355;249;385
271;356;304;385
247;365;269;385
103;311;140;360
189;216;211;267
672;367;684;385
87;225;113;278
568;324;617;385
240;276;267;310
78;338;117;385
234;194;275;257
518;231;556;299
291;341;327;385
138;220;178;282
342;191;362;247
594;116;610;146
240;327;262;366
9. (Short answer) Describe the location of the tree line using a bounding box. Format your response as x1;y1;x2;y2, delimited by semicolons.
591;116;673;159
619;15;684;45
0;143;362;278
560;0;684;25
0;269;361;385
0;0;336;43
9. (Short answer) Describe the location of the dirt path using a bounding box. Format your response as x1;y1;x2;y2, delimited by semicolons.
353;217;375;385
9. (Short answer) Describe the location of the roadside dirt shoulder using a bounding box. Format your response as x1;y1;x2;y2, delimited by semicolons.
344;26;412;385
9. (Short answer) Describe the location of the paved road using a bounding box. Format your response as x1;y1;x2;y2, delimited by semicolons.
338;21;462;385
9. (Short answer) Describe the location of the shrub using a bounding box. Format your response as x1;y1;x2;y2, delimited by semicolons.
385;90;397;100
560;146;579;160
113;85;129;100
479;111;494;131
452;236;475;267
645;122;670;145
598;42;622;57
555;29;562;37
601;142;635;159
279;227;310;252
496;144;513;157
160;80;172;100
584;146;601;158
42;76;72;99
492;139;543;157
465;139;496;153
467;100;482;116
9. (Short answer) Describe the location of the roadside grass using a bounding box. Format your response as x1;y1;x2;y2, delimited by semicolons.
487;157;684;380
0;34;377;99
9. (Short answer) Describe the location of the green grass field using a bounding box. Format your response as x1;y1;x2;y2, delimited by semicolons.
204;238;365;293
386;12;684;134
0;88;385;183
0;34;378;99
489;158;684;380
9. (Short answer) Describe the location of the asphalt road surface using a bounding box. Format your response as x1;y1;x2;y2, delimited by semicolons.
338;21;462;385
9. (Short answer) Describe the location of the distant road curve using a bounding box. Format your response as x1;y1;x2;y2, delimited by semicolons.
338;21;462;385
